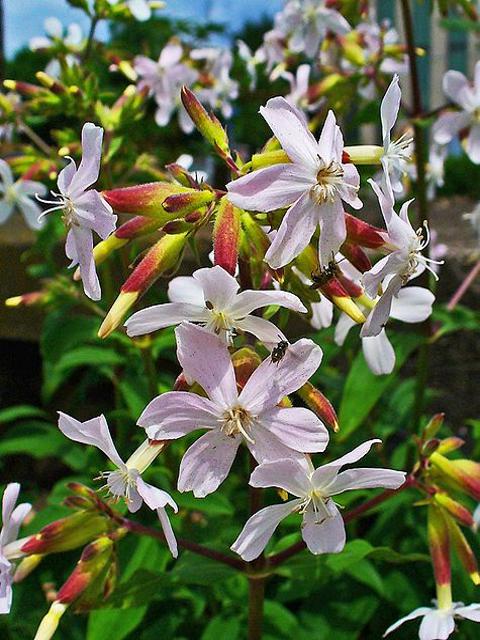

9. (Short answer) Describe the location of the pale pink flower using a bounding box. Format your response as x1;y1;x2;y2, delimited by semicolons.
0;484;31;614
58;413;177;557
360;175;440;337
227;97;361;268
125;265;306;345
271;64;323;113
0;159;46;229
107;0;154;21
433;62;480;164
138;323;329;498
38;123;117;300
384;602;480;640
231;439;405;561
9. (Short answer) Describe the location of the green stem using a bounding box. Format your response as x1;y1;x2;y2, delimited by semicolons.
83;14;99;63
400;0;431;430
247;453;266;640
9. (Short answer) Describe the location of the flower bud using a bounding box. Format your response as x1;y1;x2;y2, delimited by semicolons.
344;213;388;249
343;145;384;165
98;232;188;338
35;71;65;94
434;493;474;528
430;453;480;501
436;437;465;456
33;601;68;640
232;347;262;390
3;79;42;95
250;149;290;170
445;515;480;584
103;182;193;219
428;504;451;591
162;189;214;215
14;554;43;582
297;382;339;431
340;242;372;273
213;198;241;276
317;277;366;324
5;291;46;307
423;413;445;441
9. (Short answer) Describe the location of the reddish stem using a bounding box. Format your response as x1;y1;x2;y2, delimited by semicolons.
447;258;480;311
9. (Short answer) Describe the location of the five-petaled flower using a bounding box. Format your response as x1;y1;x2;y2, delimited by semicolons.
384;601;480;640
231;439;405;561
125;264;306;345
138;322;329;498
0;159;46;230
227;97;362;269
58;412;178;557
0;483;31;614
38;123;117;301
433;61;480;164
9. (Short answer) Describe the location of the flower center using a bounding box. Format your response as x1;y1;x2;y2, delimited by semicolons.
99;467;138;505
298;488;333;524
387;131;413;165
203;301;236;341
310;159;345;204
220;406;254;443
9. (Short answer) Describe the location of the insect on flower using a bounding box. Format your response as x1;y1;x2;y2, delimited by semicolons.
271;338;289;364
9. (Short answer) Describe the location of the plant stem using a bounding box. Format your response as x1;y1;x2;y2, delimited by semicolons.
83;14;99;63
247;453;266;640
122;518;245;571
400;0;431;430
17;119;53;156
447;257;480;310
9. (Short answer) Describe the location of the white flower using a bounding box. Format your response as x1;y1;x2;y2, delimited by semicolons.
107;0;156;21
58;412;178;557
125;265;306;345
384;601;480;639
0;160;46;229
0;483;31;614
231;439;405;561
433;61;480;164
38;123;117;300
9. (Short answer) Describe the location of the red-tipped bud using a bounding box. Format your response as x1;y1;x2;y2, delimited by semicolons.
337;274;364;298
317;277;366;324
3;79;42;95
232;347;262;391
173;372;190;391
297;382;339;431
434;493;474;528
445;515;480;584
5;291;46;308
436;437;465;456
35;71;65;94
165;162;197;188
423;413;445;441
162;218;197;234
163;189;214;214
430;453;480;501
103;182;192;219
428;504;451;588
98;232;188;338
340;241;372;273
345;213;388;249
213;199;241;276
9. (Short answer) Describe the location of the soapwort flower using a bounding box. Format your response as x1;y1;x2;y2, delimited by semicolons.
227;97;361;268
58;413;178;557
384;601;480;640
125;265;306;344
231;439;405;561
0;483;31;614
37;123;117;301
138;323;329;498
0;160;46;229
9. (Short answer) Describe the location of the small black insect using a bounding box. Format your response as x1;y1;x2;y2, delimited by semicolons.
271;339;289;364
205;300;214;310
309;260;338;290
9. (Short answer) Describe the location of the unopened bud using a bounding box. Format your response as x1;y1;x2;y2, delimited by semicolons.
36;71;65;94
340;242;372;273
3;79;41;95
232;347;262;390
343;145;384;166
430;453;480;501
34;601;68;640
428;504;451;590
423;413;445;440
5;291;45;307
250;149;290;170
213;199;241;276
436;437;465;456
434;493;474;528
344;213;388;249
445;514;480;584
103;182;192;219
297;382;339;431
14;554;43;582
163;189;214;214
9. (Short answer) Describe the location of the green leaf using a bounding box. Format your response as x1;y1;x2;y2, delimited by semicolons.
174;491;234;516
87;608;147;640
0;405;47;425
201;615;240;640
264;600;299;636
338;332;422;440
172;552;237;585
105;570;171;609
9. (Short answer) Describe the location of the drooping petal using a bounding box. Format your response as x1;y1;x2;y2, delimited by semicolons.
227;163;313;212
311;439;381;490
390;286;435;323
73;190;116;239
125;303;207;336
360;275;403;338
257;407;329;454
0;201;14;225
265;192;319;269
318;198;346;266
362;330;396;375
231;500;301;561
68;123;104;196
249;458;311;498
168;275;205;305
136;477;178;512
177;429;241;497
240;338;322;413
66;226;101;301
383;608;434;637
229;289;306;318
137;391;220;439
301;502;346;554
193;265;239;310
419;610;455;640
157;507;178;558
57;412;124;468
334;313;356;346
327;467;406;495
234;315;285;345
260;96;319;167
175;323;238;409
381;75;401;149
455;603;480;622
311;297;334;330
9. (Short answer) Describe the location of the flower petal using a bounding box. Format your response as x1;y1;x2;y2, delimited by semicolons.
419;610;455;640
311;439;381;490
390;286;434;323
227;163;313;212
168;275;205;305
260;96;319;167
327;467;406;495
192;265;239;310
443;70;469;107
235;315;285;345
249;458;311;497
69;123;104;196
57;158;77;194
455;603;480;622
433;111;471;145
257;407;329;454
383;608;434;637
229;289;306;317
175;323;238;409
157;507;178;558
125;303;207;336
318;198;346;266
136;477;178;512
301;502;346;554
381;75;401;148
66;226;101;301
57;412;124;468
466;123;480;164
16;196;44;230
362;330;396;375
178;429;241;497
73;190;116;239
231;500;301;561
360;275;403;338
1;484;31;548
265;192;319;269
311;297;334;330
137;391;220;439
